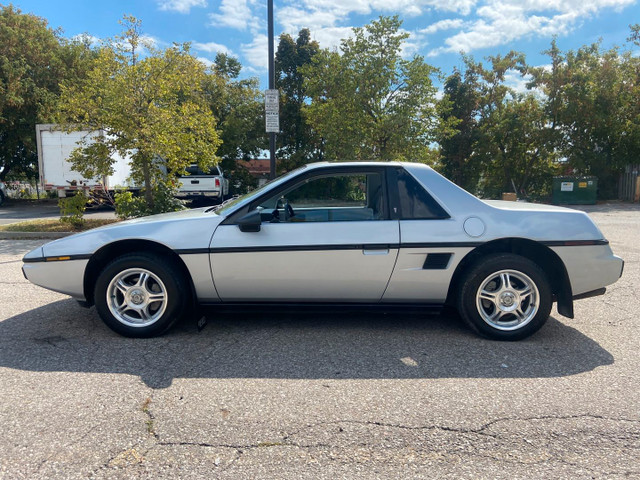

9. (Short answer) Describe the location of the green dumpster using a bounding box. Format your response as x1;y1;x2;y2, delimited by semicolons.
552;176;598;205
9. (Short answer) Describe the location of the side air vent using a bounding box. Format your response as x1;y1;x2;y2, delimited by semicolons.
423;253;452;270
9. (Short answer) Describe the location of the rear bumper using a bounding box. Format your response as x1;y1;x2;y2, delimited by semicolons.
175;191;221;199
552;245;623;296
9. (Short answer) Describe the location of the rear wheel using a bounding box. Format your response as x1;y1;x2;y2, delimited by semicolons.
94;253;189;337
457;253;552;340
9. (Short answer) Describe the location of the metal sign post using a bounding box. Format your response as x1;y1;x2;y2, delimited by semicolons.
267;0;277;179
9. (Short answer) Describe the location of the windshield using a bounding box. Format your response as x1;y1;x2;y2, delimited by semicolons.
213;164;310;216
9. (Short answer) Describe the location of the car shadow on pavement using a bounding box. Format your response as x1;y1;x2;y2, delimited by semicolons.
0;299;614;389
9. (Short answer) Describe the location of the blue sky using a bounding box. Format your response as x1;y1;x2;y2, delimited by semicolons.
12;0;640;89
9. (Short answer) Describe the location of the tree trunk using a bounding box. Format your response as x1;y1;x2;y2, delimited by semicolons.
141;154;153;209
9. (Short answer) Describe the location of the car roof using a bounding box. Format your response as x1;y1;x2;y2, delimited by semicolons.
303;161;432;171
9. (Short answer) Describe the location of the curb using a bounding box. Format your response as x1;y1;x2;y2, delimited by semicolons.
0;231;73;240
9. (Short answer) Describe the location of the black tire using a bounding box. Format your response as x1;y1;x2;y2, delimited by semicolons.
0;190;5;207
456;253;552;341
94;252;190;337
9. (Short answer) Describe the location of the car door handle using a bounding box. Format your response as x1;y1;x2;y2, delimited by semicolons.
363;248;389;255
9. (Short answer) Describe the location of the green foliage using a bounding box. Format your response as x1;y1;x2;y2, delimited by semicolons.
58;191;87;228
437;69;482;192
275;29;322;170
203;52;265;195
302;16;439;163
114;183;185;220
439;52;560;198
301;17;439;163
0;5;93;181
529;38;640;198
58;16;221;211
475;95;561;199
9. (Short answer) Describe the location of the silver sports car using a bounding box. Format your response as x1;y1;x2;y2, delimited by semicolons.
22;162;623;340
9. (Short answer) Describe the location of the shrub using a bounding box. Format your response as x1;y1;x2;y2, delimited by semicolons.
115;183;185;220
59;191;88;229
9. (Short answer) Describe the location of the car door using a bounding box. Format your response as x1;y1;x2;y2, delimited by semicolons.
382;167;472;303
210;167;400;302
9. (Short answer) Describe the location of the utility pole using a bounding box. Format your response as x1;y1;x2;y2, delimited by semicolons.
266;0;277;179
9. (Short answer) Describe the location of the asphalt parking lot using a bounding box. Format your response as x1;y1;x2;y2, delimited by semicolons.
0;203;639;479
0;200;116;226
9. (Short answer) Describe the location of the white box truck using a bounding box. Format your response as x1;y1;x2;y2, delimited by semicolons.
35;124;136;197
35;124;228;203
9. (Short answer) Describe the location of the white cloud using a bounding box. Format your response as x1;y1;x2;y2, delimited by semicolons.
209;0;261;32
430;0;636;55
274;0;480;65
197;57;215;67
504;69;531;94
309;27;355;50
278;6;342;32
72;33;101;46
157;0;207;14
192;41;233;55
241;34;269;70
140;34;162;49
420;19;466;35
277;0;478;35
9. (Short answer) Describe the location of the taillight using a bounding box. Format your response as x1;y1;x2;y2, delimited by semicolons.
215;178;220;187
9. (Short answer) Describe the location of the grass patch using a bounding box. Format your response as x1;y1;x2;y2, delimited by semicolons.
0;218;118;233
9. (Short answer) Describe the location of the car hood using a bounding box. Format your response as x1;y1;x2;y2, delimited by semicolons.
25;207;225;261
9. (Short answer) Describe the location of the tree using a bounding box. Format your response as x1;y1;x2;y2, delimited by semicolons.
530;38;640;198
476;94;560;198
58;16;221;211
301;16;439;163
467;52;559;197
437;68;482;192
0;5;87;181
203;52;265;194
275;29;321;170
437;52;559;198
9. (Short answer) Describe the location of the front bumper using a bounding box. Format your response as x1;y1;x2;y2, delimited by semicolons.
22;258;89;300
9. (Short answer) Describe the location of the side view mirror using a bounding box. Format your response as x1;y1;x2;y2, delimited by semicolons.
237;209;262;232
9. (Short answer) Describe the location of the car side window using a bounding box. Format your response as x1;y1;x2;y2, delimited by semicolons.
397;169;449;220
258;172;386;222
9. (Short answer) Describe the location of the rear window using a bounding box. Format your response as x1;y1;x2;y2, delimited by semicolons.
397;169;449;220
184;164;222;176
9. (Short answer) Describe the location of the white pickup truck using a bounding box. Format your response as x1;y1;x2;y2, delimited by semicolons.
175;164;230;204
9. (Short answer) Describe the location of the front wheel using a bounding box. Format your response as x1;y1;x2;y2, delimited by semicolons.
94;253;189;337
457;254;552;340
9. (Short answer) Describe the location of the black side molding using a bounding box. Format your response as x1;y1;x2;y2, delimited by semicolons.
22;254;92;263
423;253;452;270
573;288;606;301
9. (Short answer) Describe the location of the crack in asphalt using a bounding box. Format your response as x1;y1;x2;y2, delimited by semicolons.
123;411;639;475
283;413;640;443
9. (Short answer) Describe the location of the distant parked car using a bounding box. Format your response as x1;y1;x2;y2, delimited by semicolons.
22;162;623;340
